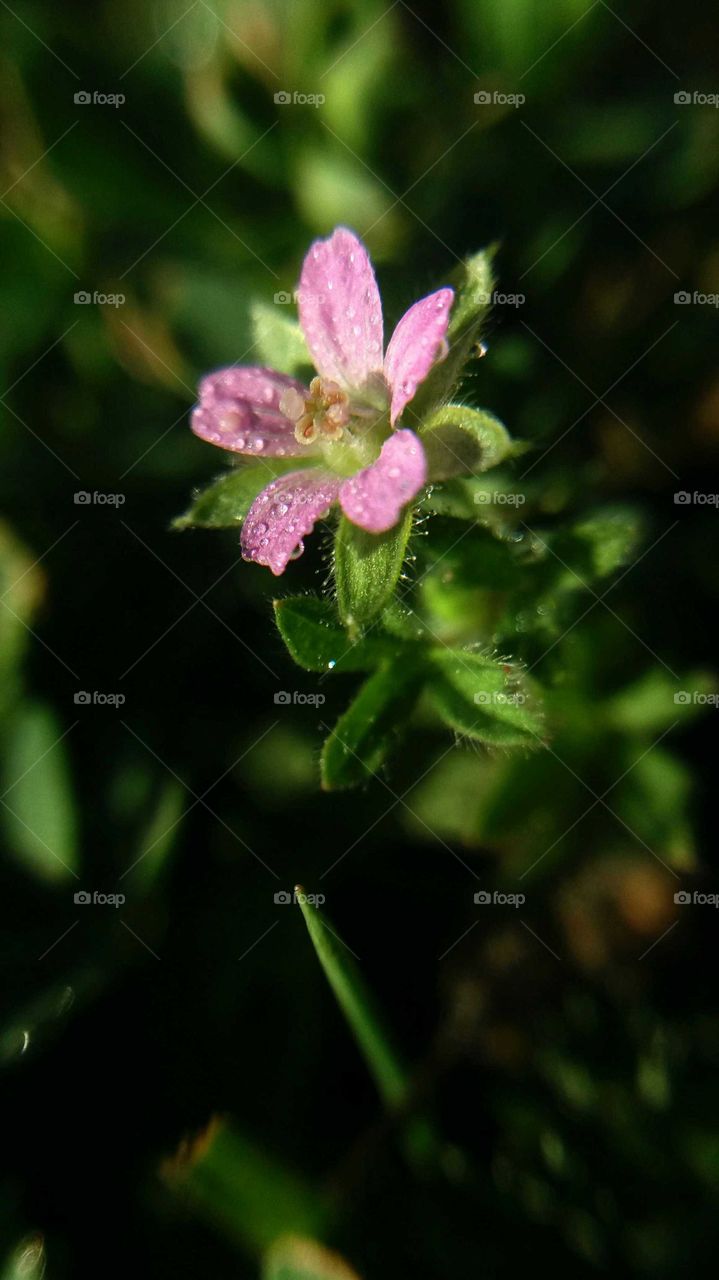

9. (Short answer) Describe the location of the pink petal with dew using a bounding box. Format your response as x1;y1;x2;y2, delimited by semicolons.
298;227;384;392
241;469;341;576
338;429;427;534
384;287;454;424
191;367;311;457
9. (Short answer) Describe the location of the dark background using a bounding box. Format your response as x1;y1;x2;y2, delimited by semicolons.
1;1;718;1276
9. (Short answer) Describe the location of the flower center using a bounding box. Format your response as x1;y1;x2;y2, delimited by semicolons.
280;377;351;445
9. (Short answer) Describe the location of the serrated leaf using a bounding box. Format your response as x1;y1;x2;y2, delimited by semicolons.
428;649;544;747
264;1236;361;1280
273;596;400;673
173;462;304;530
321;655;426;789
420;404;518;479
251;300;312;377
2;702;78;883
334;510;412;633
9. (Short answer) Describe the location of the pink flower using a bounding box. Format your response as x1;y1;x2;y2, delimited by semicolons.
191;227;454;575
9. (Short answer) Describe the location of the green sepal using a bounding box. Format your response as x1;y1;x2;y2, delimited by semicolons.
334;509;413;633
410;246;497;415
419;404;518;479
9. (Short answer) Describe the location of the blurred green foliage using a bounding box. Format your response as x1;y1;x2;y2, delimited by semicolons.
1;0;719;1277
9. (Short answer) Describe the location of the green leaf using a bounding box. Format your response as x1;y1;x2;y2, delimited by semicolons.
321;654;426;789
173;462;304;530
251;300;312;377
428;649;544;748
273;596;400;673
334;510;412;632
295;889;439;1168
605;668;717;735
420;404;518;479
2;702;78;883
411;246;497;414
567;507;643;580
263;1236;361;1280
1;1237;46;1280
296;891;407;1105
320;659;425;788
171;1121;326;1254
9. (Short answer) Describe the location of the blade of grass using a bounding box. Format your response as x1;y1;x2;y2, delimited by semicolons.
295;887;438;1167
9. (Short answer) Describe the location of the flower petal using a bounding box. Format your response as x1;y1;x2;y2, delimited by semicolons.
384;287;454;424
338;429;427;534
241;469;341;576
191;367;311;457
297;227;384;392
